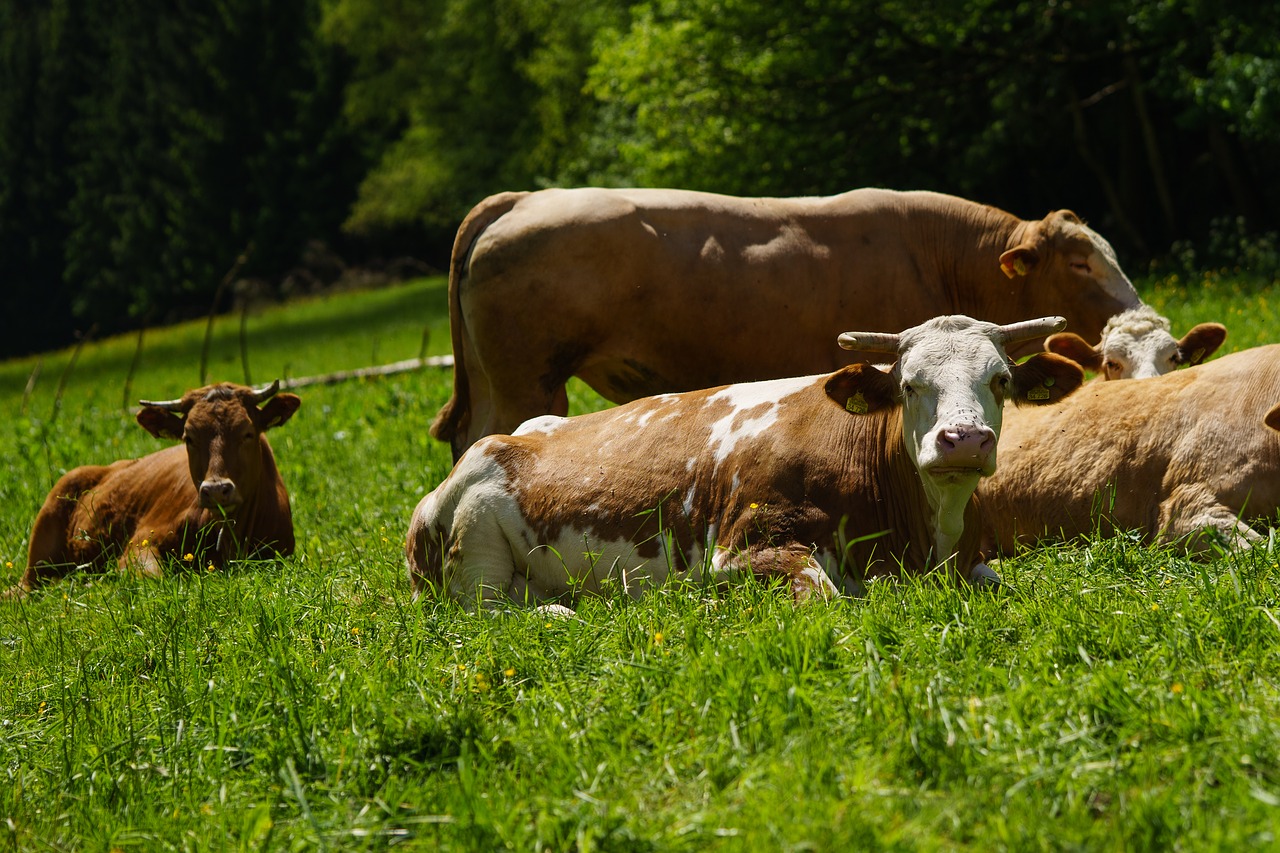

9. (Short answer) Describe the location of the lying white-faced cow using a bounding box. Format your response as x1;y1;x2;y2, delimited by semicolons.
7;381;300;598
407;316;1084;610
980;346;1280;554
1045;305;1226;380
431;187;1139;460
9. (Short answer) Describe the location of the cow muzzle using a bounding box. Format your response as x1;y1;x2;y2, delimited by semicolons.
199;478;241;510
927;425;996;476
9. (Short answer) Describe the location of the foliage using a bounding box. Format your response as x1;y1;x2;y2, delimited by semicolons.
322;0;630;237
2;275;1280;847
586;0;1280;258
0;0;366;358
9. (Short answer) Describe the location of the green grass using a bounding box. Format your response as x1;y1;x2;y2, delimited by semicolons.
3;274;1280;850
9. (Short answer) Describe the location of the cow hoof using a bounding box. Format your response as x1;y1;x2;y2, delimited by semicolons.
534;603;576;618
968;562;1002;588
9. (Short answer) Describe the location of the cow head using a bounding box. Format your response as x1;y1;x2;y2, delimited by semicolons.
1045;306;1227;380
826;315;1083;562
136;381;301;512
999;210;1141;341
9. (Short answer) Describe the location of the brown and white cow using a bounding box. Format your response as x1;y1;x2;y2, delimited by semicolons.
6;381;300;598
980;346;1280;555
431;187;1140;460
1045;305;1226;380
407;316;1084;611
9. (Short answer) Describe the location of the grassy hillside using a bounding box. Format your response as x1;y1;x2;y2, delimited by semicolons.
2;274;1279;849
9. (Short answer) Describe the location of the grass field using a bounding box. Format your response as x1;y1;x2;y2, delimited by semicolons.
3;275;1280;850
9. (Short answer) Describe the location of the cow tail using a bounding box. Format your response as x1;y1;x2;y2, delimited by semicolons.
429;191;530;455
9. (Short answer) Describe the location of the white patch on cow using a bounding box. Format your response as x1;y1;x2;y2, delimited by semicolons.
705;376;811;463
1097;306;1179;380
1072;220;1141;306
513;414;567;436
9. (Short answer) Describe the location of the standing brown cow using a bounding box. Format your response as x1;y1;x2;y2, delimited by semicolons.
431;187;1142;461
6;381;300;599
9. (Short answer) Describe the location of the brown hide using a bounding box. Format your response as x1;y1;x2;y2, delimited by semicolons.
980;346;1280;553
431;187;1138;459
8;383;299;598
407;342;1083;607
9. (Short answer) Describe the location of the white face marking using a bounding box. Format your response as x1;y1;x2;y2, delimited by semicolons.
1096;306;1179;380
895;321;1010;478
1071;221;1141;305
886;317;1018;562
1100;329;1180;379
704;376;810;463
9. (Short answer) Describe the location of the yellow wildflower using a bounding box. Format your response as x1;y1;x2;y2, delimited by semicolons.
504;668;516;677
1171;683;1184;694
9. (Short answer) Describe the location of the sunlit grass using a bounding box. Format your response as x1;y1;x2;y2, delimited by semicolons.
1;274;1279;849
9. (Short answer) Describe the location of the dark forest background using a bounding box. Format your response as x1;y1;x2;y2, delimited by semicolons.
3;0;1279;358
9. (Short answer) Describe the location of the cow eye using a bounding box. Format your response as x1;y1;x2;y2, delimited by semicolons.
1070;259;1091;274
902;382;917;397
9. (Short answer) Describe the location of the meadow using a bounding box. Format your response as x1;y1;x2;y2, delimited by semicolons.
2;274;1280;850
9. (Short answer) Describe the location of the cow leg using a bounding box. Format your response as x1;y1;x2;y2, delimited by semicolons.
11;468;112;597
1159;485;1261;554
724;544;840;603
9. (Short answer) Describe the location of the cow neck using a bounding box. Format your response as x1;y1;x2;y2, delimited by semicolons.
824;406;942;576
866;406;979;575
917;200;1021;320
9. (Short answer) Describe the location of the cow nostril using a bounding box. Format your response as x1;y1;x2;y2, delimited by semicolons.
200;480;237;505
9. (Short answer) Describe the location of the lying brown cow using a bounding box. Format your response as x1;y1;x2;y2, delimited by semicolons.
431;187;1140;460
6;381;300;598
980;346;1280;554
407;316;1084;611
1045;305;1226;380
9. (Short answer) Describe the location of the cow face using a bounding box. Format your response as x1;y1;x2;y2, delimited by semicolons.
829;315;1083;564
1046;307;1227;380
136;382;301;512
831;316;1084;479
999;211;1141;333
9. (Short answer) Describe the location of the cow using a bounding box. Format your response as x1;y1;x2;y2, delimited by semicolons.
406;315;1085;612
979;346;1280;555
5;381;300;599
1044;305;1226;380
430;187;1141;461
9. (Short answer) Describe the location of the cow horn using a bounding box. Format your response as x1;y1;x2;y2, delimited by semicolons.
138;395;185;411
248;379;281;404
998;316;1067;347
838;332;901;352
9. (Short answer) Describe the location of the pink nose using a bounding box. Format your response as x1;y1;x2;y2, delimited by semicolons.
936;426;995;464
199;478;239;507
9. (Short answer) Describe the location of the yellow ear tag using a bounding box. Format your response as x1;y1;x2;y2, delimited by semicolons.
845;393;869;414
1012;257;1028;276
1026;386;1051;401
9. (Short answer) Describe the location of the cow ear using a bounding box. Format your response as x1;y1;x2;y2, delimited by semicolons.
137;406;185;440
999;245;1039;279
258;393;301;429
1174;323;1227;365
1045;332;1103;372
824;364;898;415
1011;353;1084;406
1266;403;1280;433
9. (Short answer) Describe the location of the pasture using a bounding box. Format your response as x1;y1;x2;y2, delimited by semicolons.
2;274;1280;850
